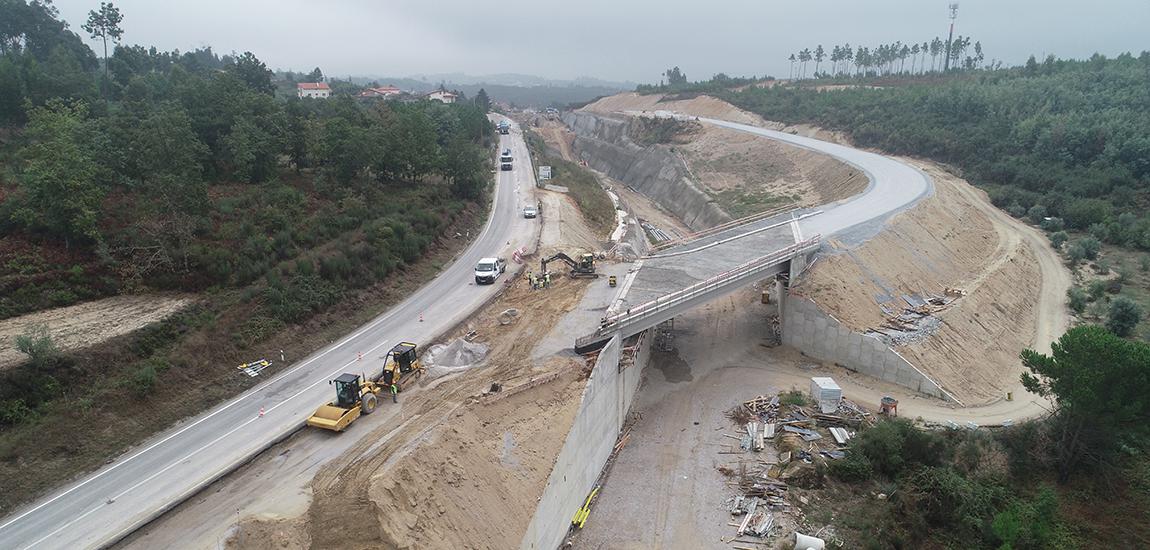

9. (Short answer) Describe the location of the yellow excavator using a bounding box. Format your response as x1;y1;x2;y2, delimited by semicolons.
307;342;424;432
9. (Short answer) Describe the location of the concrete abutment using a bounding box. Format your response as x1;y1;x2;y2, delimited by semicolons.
780;294;955;402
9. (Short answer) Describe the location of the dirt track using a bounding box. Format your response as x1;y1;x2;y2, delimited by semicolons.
0;294;194;370
538;190;603;256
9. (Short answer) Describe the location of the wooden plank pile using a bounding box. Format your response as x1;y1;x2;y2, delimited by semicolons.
718;392;879;545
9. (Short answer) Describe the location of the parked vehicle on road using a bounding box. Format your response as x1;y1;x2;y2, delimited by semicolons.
523;205;537;218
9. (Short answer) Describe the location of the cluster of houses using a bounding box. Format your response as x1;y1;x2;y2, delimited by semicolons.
295;82;458;104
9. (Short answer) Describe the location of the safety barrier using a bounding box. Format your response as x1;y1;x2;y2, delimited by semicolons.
648;205;801;252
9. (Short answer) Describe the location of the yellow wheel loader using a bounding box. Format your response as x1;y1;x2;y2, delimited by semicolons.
380;341;424;391
307;342;425;432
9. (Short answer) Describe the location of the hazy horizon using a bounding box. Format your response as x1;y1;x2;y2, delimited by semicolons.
52;0;1150;84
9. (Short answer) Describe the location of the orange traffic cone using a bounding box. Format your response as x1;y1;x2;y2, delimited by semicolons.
419;313;424;322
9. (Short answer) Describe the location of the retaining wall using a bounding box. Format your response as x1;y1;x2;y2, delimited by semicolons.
520;330;650;549
563;111;730;231
782;294;954;402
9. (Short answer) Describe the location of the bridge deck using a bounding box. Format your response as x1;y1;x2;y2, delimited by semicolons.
621;209;806;310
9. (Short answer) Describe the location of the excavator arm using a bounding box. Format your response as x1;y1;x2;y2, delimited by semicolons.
540;252;578;273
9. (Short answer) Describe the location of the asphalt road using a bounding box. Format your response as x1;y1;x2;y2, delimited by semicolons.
0;118;539;550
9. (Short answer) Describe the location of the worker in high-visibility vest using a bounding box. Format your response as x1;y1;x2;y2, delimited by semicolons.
390;383;398;403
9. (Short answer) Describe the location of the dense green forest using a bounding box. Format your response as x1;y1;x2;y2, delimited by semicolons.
0;0;494;322
719;53;1150;249
0;0;497;505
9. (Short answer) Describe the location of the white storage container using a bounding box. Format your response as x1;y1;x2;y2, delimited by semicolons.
809;377;842;414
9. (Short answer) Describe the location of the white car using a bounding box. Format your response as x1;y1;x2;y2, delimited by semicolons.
523;205;537;218
474;257;507;284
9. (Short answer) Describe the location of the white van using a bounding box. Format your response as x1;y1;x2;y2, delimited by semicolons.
474;257;507;284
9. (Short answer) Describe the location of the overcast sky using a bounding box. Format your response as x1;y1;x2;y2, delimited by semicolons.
53;0;1150;83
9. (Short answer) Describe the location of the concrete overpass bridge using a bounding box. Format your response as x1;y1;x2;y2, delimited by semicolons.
575;115;933;353
575;209;820;352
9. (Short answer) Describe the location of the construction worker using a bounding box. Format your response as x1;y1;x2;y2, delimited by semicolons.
544;271;551;288
390;383;398;403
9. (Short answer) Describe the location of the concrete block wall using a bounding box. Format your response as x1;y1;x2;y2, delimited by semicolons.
782;295;955;402
520;331;650;550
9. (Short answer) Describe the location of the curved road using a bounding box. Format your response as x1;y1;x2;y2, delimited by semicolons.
701;117;933;240
0;118;539;550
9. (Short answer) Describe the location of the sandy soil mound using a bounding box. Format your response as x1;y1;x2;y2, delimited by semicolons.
794;160;1070;404
229;276;594;550
582;93;763;126
0;293;195;370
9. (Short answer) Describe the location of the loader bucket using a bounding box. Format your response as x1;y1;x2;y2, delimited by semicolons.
307;404;359;432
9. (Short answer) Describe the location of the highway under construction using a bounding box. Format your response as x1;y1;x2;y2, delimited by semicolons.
1;93;1070;550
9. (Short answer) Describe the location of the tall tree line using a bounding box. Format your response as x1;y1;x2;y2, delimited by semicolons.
788;36;986;79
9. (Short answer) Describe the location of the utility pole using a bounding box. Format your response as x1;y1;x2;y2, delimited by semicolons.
943;3;959;72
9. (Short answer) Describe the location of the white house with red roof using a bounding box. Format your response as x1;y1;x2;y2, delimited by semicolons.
297;82;331;99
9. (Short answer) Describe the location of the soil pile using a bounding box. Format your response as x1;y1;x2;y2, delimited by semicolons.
424;339;489;378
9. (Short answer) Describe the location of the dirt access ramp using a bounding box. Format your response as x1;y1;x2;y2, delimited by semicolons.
0;294;195;370
528;119;613;256
227;276;594;550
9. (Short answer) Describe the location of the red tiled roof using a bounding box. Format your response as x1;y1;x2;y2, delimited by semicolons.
297;82;330;90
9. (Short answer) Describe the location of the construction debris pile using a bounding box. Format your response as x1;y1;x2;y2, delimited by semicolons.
718;386;873;546
867;288;965;346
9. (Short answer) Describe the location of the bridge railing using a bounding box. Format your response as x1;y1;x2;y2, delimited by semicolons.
577;236;821;349
649;205;800;253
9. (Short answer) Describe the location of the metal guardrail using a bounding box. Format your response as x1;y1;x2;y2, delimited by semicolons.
649;205;800;253
576;236;822;349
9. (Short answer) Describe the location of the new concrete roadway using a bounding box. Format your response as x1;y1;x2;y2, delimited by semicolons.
0;118;539;550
